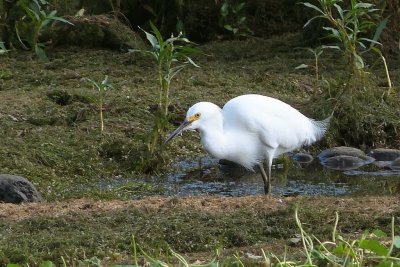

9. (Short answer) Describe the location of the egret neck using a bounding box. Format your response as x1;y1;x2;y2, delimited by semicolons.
197;110;226;160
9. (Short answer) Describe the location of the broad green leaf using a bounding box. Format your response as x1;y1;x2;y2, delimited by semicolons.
321;45;341;50
295;64;309;69
366;8;379;13
359;20;376;32
32;0;41;8
358;41;367;49
40;18;52;30
167;65;185;81
6;264;20;267
371;17;389;47
0;42;8;54
128;49;158;60
303;16;324;28
175;45;201;55
372;229;387;238
224;24;234;32
332;242;346;255
148;21;163;46
35;44;49;62
238;16;246;25
29;7;41;21
354;53;364;69
233;2;245;13
355;2;374;9
29;0;42;16
323;26;340;38
139;27;159;49
50;16;74;26
47;10;57;17
85;78;102;91
220;2;229;17
302;2;324;15
186;56;200;68
394;236;400;248
359;37;381;46
333;3;344;19
370;45;382;55
359;239;388;256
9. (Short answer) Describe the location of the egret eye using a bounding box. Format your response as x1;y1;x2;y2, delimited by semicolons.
194;113;201;119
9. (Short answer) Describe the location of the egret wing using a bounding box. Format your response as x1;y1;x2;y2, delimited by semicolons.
223;94;315;152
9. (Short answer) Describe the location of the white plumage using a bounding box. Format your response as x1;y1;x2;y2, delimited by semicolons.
165;94;330;194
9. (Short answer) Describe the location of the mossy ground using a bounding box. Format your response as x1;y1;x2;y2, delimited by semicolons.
0;33;399;265
1;196;399;266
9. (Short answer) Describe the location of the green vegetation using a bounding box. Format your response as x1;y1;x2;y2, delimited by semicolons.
85;75;114;133
219;0;250;37
131;21;200;167
302;0;389;81
13;0;73;60
0;42;8;54
296;45;339;82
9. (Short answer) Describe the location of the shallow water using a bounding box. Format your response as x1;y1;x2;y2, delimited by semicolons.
160;156;400;197
101;156;400;198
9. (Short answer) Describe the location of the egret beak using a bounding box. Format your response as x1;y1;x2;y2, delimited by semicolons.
164;120;191;144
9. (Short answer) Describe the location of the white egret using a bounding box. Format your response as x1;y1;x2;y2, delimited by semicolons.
165;94;331;194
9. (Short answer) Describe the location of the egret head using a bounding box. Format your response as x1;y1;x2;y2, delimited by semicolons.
164;102;221;143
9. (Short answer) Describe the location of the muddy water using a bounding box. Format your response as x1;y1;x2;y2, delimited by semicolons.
160;156;400;197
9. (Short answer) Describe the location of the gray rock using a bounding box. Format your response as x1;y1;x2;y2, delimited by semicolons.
367;148;400;162
0;174;42;203
390;157;400;171
318;146;366;160
320;155;375;171
292;152;313;164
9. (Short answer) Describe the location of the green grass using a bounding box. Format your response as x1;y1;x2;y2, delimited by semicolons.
2;205;399;266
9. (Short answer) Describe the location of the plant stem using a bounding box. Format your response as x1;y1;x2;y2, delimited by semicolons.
315;53;319;81
131;235;138;267
380;54;392;91
332;211;339;243
295;208;313;266
158;64;163;110
99;97;104;133
386;217;395;258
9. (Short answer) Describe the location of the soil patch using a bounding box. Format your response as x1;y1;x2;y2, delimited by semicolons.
1;195;398;221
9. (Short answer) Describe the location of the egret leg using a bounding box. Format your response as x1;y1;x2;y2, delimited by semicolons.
259;163;271;195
